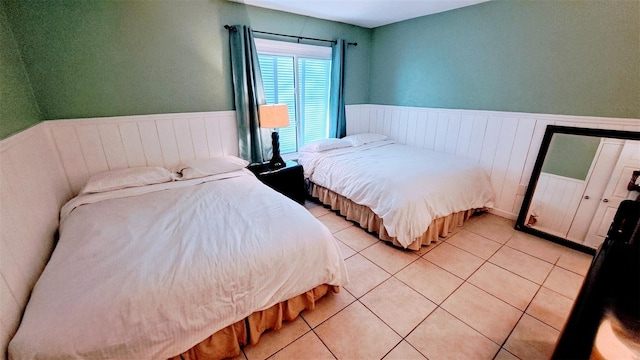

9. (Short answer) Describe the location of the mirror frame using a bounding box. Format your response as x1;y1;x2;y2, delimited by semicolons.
515;125;640;255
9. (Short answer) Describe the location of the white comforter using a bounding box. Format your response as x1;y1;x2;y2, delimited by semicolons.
9;170;347;359
299;141;495;247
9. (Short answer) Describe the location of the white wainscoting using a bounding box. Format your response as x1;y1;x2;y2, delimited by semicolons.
526;172;586;238
345;104;640;219
0;125;71;356
48;111;238;195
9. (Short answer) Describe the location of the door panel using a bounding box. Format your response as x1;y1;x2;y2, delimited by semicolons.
583;140;640;248
566;140;622;242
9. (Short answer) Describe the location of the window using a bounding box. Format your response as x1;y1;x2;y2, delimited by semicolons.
256;38;332;154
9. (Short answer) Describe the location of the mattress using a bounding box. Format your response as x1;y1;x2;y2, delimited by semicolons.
9;169;347;359
298;141;495;248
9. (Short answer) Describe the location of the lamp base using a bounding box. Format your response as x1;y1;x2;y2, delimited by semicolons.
269;155;285;169
269;131;285;169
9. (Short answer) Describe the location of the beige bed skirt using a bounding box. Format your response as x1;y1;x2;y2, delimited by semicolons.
170;284;338;360
311;184;477;251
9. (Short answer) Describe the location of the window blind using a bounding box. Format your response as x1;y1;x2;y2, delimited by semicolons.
256;39;331;154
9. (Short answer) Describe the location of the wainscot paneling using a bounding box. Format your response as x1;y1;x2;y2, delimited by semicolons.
345;104;640;219
526;173;586;237
48;111;238;195
0;125;71;356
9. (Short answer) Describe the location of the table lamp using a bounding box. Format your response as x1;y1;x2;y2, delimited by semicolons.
259;104;290;169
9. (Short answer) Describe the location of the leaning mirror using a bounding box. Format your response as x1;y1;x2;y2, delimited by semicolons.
516;125;640;254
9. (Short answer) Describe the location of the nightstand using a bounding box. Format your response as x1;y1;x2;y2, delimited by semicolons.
248;160;306;204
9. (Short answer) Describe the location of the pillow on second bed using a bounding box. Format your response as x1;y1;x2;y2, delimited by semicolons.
342;133;387;147
175;156;249;180
300;138;351;153
81;167;175;194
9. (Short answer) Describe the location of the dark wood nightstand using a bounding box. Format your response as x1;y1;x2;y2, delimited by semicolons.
248;160;306;204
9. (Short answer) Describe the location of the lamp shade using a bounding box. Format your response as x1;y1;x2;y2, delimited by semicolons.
259;104;290;128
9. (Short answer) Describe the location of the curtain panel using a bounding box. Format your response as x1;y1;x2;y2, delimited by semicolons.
329;39;347;139
229;25;271;163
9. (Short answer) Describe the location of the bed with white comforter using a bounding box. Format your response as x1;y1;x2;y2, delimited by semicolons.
9;168;347;359
299;138;495;249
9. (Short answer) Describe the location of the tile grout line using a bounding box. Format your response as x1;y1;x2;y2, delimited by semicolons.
303;204;586;360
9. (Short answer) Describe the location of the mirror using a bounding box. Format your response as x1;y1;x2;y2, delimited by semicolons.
516;125;640;255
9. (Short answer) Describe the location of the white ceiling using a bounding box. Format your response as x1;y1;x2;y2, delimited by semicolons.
230;0;491;28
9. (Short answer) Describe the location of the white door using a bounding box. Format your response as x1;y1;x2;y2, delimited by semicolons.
583;140;640;248
565;139;623;242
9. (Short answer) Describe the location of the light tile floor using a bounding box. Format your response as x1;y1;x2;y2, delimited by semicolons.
238;201;593;360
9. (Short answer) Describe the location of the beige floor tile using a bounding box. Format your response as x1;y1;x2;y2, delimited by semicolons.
505;232;564;264
361;241;419;274
413;240;443;256
308;205;331;218
241;214;585;360
489;246;553;284
526;286;574;331
301;289;356;328
468;262;539;311
486;213;516;227
423;242;484;279
343;253;390;298
333;226;378;251
315;301;402;360
335;238;357;259
406;308;500;360
395;258;463;304
243;317;311;360
494;349;518;360
316;212;353;234
269;331;335;360
504;314;560;360
383;341;427;360
360;277;437;337
445;229;502;260
543;266;585;300
441;283;522;344
465;214;515;244
556;249;593;276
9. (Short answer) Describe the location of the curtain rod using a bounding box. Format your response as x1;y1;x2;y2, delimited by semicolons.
224;25;357;46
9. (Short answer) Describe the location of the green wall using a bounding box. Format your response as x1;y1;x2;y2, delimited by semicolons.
0;4;41;139
541;133;601;180
369;0;640;119
2;0;370;123
3;0;639;140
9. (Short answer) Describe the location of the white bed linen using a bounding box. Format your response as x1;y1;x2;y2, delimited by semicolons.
9;169;347;359
298;141;495;247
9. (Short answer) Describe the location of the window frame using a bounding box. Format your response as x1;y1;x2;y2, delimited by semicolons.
255;38;332;153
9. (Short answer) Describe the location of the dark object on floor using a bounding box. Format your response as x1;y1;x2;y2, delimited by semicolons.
552;200;640;359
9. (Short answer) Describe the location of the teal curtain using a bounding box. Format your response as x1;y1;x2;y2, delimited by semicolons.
229;25;271;163
329;39;347;138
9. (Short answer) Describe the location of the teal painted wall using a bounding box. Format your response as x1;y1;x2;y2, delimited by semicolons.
0;3;41;139
369;0;640;119
541;134;601;180
2;0;370;123
3;0;639;140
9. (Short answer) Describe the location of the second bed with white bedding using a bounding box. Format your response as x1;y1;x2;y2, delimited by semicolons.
299;140;496;249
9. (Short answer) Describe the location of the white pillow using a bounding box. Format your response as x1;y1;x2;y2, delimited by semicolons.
175;156;249;180
342;133;388;147
81;167;175;194
299;138;351;153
